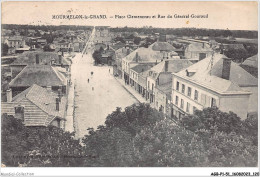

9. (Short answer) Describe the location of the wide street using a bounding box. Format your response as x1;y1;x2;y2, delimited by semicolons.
71;50;138;138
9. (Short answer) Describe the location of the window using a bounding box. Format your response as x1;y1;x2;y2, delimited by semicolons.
194;90;198;101
175;96;179;105
186;102;190;113
193;106;197;113
187;87;192;97
181;84;185;94
15;105;24;121
176;81;179;91
152;83;154;91
201;94;206;106
211;98;217;108
180;99;184;109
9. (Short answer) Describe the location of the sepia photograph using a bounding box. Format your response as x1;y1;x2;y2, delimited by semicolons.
0;1;259;176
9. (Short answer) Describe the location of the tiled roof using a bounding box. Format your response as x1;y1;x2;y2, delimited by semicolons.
175;53;256;94
242;55;258;68
10;51;70;66
149;42;176;51
211;58;258;87
9;65;67;87
3;84;67;126
115;47;133;59
131;63;155;73
156;82;172;95
150;59;193;74
123;47;163;63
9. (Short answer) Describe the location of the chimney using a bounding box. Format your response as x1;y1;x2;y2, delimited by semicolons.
56;98;59;111
58;88;62;102
127;48;130;55
58;55;62;65
165;60;169;72
36;54;39;64
135;52;139;62
222;58;232;80
6;89;12;102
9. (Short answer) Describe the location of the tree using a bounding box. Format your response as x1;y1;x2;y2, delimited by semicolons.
224;48;249;63
1;114;85;167
1;43;9;56
242;114;258;146
113;36;125;44
180;107;243;135
92;47;104;65
82;104;257;167
133;37;141;45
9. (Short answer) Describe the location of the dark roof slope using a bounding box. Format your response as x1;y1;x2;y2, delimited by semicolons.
131;63;155;73
11;51;70;66
9;65;67;87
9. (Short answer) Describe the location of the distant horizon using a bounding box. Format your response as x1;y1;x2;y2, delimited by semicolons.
2;23;258;32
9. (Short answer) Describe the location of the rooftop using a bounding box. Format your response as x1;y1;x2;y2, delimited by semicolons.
131;63;155;73
10;51;70;66
9;65;67;87
123;47;163;63
149;41;176;52
6;84;66;126
242;54;258;68
175;53;256;94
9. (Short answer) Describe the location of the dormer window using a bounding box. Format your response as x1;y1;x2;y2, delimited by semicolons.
185;69;196;77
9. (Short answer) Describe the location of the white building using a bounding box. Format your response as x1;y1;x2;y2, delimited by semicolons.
171;54;257;120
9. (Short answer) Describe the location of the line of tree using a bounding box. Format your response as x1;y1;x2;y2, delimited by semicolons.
1;104;258;167
110;27;258;39
2;24;93;32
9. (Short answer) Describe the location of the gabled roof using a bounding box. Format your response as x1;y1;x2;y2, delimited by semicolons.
4;84;66;126
123;47;163;63
9;65;67;87
149;42;176;51
175;54;256;94
149;59;193;76
10;51;70;66
115;47;133;59
131;63;155;73
211;57;258;87
242;54;258;68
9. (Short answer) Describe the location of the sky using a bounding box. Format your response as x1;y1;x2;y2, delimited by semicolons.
1;1;258;30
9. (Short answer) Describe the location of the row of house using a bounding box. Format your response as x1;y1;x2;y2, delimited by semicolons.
1;51;71;129
116;37;258;120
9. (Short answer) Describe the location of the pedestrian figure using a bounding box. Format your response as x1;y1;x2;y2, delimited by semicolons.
91;71;93;76
109;69;110;73
88;78;89;83
92;87;94;91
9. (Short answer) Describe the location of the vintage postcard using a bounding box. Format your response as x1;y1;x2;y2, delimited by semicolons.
1;1;259;176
